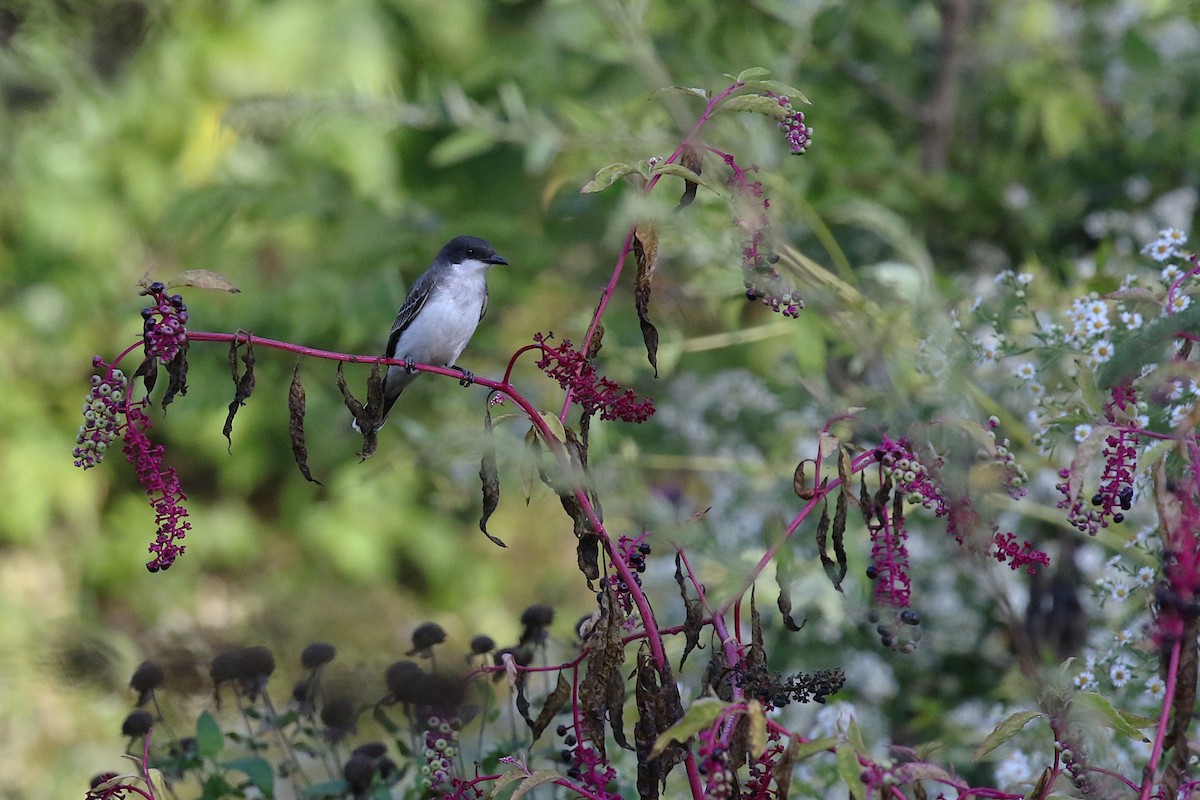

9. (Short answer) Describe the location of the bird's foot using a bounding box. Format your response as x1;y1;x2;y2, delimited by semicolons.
403;356;417;374
452;365;475;387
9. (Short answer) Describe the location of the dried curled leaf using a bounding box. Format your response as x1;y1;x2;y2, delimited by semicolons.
161;343;189;410
223;337;255;447
288;362;321;485
775;540;806;632
579;588;627;760
165;269;241;293
673;554;705;669
633;224;660;377
478;401;505;547
635;648;686;800
675;145;702;210
526;671;571;741
336;362;384;459
132;354;158;396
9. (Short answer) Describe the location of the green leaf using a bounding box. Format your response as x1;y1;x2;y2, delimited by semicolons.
650;697;728;758
972;710;1044;761
196;711;224;758
715;94;791;120
835;742;866;800
742;80;811;105
790;736;837;761
581;162;639;193
649;163;723;196
225;756;275;796
736;67;771;83
655;86;709;101
485;767;527;799
429;128;496;167
1076;691;1152;742
510;770;562;800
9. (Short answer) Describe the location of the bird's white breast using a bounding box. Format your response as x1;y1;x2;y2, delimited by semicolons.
394;261;489;366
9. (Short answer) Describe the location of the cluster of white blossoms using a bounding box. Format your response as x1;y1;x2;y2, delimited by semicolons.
1141;227;1188;262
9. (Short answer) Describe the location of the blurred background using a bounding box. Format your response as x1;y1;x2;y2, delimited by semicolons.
1;0;1198;795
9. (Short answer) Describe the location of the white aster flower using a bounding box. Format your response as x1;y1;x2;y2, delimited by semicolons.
1120;310;1144;329
1074;670;1097;691
1136;566;1156;588
1014;362;1036;380
1109;659;1133;688
1074;423;1093;443
1091;339;1116;363
1170;403;1194;428
1027;382;1045;400
1162;227;1188;246
1170;293;1192;313
1110;581;1131;602
1162;263;1183;283
1146;239;1177;262
1146;675;1166;699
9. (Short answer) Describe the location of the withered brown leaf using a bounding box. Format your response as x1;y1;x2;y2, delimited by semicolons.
222;336;255;446
288;361;321;484
633;225;660;377
478;401;505;547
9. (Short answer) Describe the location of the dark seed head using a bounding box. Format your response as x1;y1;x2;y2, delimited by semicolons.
130;660;165;695
469;635;495;655
122;709;154;738
408;622;446;655
301;642;337;669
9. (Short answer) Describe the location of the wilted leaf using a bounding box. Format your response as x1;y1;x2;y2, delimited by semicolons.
747;699;767;758
288;362;321;485
676;147;700;210
971;710;1045;761
510;770;562;800
161;343;189;410
581;162;640;193
527;671;571;741
579;588;627;760
337;362;383;459
649;697;727;759
222;337;255;447
633;224;660;377
775;542;806;632
674;554;704;669
132;354;158;396
1065;425;1115;506
478;402;505;547
165;269;241;293
634;649;686;799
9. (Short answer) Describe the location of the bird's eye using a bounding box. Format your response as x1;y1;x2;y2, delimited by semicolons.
466;248;477;257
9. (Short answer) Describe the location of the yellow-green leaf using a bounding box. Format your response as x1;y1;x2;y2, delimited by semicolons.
1076;691;1152;742
510;770;562;800
165;269;241;293
835;742;866;800
972;710;1044;761
581;162;640;193
650;697;728;759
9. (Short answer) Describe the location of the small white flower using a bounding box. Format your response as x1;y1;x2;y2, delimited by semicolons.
1134;413;1150;429
1074;423;1094;442
1170;293;1192;313
970;295;984;312
1136;566;1156;588
1027;382;1045;400
1017;272;1034;285
1110;581;1131;602
1091;339;1116;363
1146;239;1177;262
1109;659;1133;688
1014;362;1037;380
1086;299;1108;318
1146;675;1166;699
1113;628;1134;647
1120;310;1144;329
1162;263;1183;283
1170;403;1194;428
1086;315;1112;336
980;338;1001;363
1162;227;1188;246
1074;670;1097;691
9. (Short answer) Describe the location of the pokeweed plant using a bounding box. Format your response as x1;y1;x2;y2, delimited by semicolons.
78;67;1200;800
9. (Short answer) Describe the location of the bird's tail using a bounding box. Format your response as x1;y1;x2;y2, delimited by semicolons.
350;367;416;433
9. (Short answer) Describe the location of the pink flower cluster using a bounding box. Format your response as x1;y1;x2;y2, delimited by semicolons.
533;334;655;422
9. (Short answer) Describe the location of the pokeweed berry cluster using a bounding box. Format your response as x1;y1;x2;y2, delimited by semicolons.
140;282;189;364
72;360;128;470
1056;384;1139;535
599;534;651;622
532;333;656;422
770;93;813;155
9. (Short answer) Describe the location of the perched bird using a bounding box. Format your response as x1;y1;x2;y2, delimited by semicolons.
355;235;508;430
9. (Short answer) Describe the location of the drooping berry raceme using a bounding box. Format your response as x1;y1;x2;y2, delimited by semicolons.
600;534;651;625
713;148;805;319
770;93;813;155
419;712;461;793
1056;384;1139;535
73;356;190;572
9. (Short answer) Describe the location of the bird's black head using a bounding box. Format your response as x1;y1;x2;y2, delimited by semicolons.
440;235;508;267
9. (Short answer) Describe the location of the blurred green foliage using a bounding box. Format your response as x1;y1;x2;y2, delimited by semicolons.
1;0;1198;795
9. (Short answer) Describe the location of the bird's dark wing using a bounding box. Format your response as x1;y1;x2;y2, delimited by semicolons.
385;269;437;357
479;286;488;323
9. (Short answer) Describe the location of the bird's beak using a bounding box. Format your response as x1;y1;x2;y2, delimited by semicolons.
488;254;509;266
